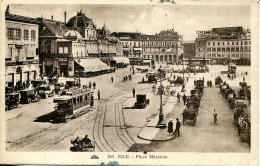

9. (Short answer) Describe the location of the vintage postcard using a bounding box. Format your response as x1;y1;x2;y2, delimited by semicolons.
0;0;258;165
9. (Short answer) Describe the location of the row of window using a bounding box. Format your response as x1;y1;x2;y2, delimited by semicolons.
207;46;251;52
8;28;36;41
120;41;177;47
207;53;250;58
8;45;38;57
208;40;251;46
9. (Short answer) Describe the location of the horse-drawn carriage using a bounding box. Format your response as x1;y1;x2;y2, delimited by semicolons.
183;106;198;126
169;77;184;86
215;76;223;86
233;100;248;125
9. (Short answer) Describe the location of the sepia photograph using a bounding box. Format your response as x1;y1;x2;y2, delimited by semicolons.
0;0;258;165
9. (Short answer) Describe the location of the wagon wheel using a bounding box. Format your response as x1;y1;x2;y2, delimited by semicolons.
194;118;196;126
27;98;32;104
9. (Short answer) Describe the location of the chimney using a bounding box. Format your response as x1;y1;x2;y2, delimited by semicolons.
51;15;53;20
64;11;67;25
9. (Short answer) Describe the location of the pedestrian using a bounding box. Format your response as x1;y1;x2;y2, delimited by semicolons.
130;68;131;72
93;81;96;89
186;76;189;82
173;74;176;80
177;92;180;103
243;76;245;82
194;79;196;86
213;109;218;123
174;118;181;137
89;81;92;89
238;125;241;136
183;94;187;105
182;109;186;125
210;81;212;88
207;81;209;87
227;73;230;79
97;90;100;100
90;94;94;106
142;77;144;83
111;76;114;83
168;119;174;135
126;75;128;80
132;88;135;98
245;71;248;76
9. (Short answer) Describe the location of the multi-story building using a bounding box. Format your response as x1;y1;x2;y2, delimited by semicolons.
195;27;251;65
114;29;183;64
5;8;40;88
38;11;118;77
183;41;195;59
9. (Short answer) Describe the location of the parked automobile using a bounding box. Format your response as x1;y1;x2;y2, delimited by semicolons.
54;83;65;94
134;94;150;108
20;89;40;104
48;77;58;85
38;85;54;98
5;93;20;111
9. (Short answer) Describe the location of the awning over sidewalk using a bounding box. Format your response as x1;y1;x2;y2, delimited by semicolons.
113;57;130;64
74;58;109;72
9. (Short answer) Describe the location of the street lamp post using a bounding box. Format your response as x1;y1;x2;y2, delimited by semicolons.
156;68;166;128
78;58;81;87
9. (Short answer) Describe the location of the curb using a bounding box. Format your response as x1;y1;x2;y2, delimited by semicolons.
137;132;177;142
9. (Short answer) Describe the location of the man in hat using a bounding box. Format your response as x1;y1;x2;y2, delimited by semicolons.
177;92;180;103
175;118;181;137
97;90;100;100
81;134;93;148
183;94;187;105
168;119;174;135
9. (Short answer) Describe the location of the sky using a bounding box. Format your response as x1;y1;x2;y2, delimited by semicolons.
8;4;251;41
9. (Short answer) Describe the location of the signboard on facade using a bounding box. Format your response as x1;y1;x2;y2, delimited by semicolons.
212;27;243;34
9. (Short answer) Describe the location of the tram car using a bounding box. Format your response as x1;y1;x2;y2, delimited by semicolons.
228;63;237;74
53;88;90;122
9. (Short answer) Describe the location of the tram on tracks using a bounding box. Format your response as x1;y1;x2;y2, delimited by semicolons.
53;87;91;122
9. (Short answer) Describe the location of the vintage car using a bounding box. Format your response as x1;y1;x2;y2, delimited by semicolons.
134;94;150;108
5;87;15;94
65;81;80;89
70;137;95;152
54;83;65;94
38;85;54;98
48;77;58;85
5;93;20;111
20;89;40;104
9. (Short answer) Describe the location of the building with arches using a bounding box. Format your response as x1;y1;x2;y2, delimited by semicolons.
115;29;183;64
5;8;40;88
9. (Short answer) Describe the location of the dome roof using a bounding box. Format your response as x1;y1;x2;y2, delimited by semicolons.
64;30;82;39
102;24;108;31
67;11;94;28
108;36;119;44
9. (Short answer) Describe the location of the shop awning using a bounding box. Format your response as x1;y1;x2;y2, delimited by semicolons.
74;58;109;72
113;57;130;64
